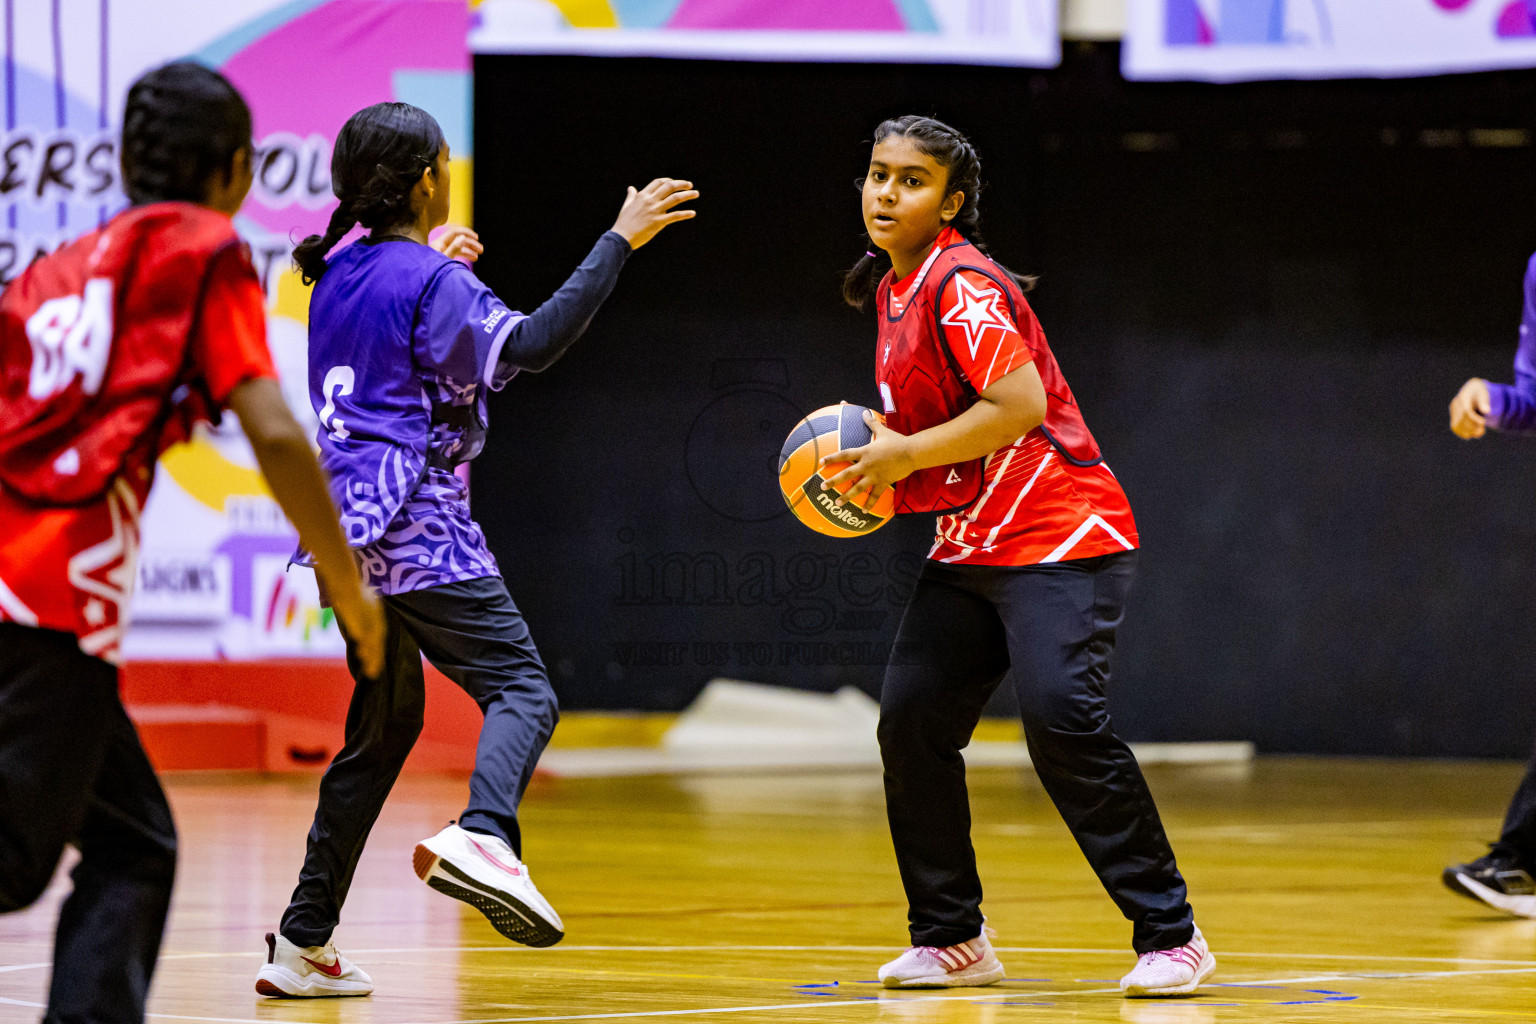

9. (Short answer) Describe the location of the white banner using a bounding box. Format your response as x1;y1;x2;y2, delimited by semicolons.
1125;0;1536;81
470;0;1059;67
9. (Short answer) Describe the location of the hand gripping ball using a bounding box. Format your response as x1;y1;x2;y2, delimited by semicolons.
777;403;895;538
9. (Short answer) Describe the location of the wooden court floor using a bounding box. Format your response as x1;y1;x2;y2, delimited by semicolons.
4;757;1536;1023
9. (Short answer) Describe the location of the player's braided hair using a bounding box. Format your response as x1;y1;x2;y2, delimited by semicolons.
292;102;445;284
843;115;1034;312
120;61;252;207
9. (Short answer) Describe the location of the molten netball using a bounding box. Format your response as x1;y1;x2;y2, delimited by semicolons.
777;403;896;537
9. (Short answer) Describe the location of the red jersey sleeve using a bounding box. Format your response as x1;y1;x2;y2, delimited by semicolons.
937;268;1039;392
189;246;276;408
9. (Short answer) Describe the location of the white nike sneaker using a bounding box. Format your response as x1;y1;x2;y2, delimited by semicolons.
413;823;564;947
1120;926;1216;997
878;926;1006;988
254;932;373;997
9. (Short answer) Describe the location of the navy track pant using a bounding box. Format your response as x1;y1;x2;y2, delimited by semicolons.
279;575;558;947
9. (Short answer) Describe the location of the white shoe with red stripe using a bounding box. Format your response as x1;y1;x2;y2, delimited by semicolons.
878;927;1006;988
414;824;564;947
254;932;373;997
1119;926;1216;997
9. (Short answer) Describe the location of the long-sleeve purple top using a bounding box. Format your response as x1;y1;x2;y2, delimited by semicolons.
297;231;630;594
1487;253;1536;435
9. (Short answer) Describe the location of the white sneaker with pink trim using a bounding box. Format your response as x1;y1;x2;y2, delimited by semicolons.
1119;926;1216;997
878;927;1006;988
413;824;564;947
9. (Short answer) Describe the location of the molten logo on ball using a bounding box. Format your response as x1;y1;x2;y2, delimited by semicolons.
802;477;881;532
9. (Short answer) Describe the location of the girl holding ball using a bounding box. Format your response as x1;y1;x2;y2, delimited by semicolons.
824;115;1214;998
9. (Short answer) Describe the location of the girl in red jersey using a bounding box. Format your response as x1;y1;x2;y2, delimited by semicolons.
824;116;1213;997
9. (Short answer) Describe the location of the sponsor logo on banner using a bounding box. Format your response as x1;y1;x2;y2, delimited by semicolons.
134;552;232;623
246;554;347;657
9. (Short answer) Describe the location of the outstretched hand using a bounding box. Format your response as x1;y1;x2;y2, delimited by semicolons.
818;410;915;511
612;178;699;250
432;224;484;263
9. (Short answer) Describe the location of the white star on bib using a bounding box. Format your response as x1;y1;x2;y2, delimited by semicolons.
939;275;1017;358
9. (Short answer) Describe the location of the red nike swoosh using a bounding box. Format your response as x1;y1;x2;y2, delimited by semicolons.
466;834;522;876
301;956;343;978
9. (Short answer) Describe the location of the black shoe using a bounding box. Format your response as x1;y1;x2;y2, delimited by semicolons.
1443;847;1536;917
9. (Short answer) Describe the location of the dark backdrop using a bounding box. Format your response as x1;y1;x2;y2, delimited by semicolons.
471;43;1536;757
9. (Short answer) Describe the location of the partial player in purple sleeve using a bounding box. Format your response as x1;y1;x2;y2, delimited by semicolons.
1441;250;1536;919
1450;253;1536;439
255;102;697;999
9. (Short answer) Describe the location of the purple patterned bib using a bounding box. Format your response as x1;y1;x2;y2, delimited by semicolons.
297;238;522;594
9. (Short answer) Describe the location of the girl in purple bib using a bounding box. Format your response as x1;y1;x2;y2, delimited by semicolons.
1443;254;1536;920
256;102;696;999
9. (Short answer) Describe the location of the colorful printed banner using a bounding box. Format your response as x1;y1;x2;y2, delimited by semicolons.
1125;0;1536;80
470;0;1059;67
3;0;472;659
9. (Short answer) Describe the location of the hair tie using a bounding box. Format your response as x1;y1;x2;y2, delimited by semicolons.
865;250;878;259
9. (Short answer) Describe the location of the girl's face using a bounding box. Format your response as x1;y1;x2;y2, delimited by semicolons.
862;135;964;260
423;142;451;229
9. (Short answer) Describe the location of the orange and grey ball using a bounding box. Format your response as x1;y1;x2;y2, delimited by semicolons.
778;403;896;538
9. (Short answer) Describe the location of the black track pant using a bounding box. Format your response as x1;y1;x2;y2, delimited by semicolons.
0;623;177;1024
279;575;558;947
1494;740;1536;865
878;553;1195;955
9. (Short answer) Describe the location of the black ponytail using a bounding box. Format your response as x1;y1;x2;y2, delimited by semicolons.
841;248;889;310
293;201;357;285
843;115;1035;312
294;102;445;283
120;61;251;207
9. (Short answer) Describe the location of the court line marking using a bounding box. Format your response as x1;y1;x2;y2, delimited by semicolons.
1004;947;1536;966
293;944;1536;967
0;992;1123;1023
7;960;1536;1023
6;943;1536;976
157;965;1536;1024
0;996;44;1008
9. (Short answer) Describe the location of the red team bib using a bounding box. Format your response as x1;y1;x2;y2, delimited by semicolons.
876;226;1138;567
0;203;274;662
